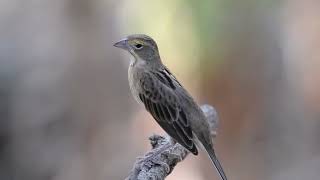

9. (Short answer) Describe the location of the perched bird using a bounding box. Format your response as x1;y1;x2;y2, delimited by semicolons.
114;34;227;180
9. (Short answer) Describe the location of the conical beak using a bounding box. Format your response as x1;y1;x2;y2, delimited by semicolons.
113;38;128;50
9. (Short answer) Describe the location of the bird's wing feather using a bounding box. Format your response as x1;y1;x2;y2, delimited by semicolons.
138;70;198;155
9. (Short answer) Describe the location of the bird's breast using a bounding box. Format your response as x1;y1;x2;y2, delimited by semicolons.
128;61;142;104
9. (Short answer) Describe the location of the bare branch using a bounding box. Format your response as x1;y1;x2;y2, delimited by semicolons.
125;104;219;180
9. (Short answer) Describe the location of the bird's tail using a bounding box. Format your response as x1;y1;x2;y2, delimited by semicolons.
204;146;227;180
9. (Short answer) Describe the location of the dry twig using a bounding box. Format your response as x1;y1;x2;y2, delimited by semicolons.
125;105;219;180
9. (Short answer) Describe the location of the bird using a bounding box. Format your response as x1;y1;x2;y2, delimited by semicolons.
114;34;227;180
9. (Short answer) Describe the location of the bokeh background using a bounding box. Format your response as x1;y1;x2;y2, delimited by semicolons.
1;0;320;179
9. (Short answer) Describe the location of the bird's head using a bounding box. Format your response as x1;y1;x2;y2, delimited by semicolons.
114;34;160;62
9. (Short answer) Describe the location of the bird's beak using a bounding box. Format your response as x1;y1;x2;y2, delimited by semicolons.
113;38;128;50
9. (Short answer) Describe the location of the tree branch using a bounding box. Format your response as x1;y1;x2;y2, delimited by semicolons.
125;104;219;180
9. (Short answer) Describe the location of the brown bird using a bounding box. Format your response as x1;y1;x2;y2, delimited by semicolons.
114;34;227;180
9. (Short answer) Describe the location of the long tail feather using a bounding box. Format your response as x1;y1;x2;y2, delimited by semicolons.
205;146;227;180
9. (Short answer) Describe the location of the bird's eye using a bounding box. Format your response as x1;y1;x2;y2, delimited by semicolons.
134;43;143;49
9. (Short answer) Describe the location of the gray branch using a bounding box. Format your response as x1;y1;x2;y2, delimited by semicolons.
125;104;219;180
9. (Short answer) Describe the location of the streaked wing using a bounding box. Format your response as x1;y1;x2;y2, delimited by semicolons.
138;70;198;155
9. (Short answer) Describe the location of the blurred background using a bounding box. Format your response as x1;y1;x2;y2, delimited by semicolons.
0;0;320;179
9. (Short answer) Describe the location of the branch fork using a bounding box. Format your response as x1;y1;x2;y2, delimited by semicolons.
126;105;219;180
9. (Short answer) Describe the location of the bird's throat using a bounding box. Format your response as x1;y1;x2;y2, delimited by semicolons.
129;57;137;67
